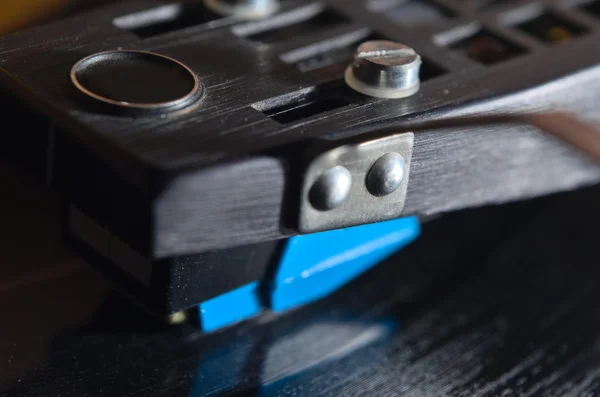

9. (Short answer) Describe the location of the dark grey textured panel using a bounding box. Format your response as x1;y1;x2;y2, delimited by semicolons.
1;0;600;257
154;157;287;257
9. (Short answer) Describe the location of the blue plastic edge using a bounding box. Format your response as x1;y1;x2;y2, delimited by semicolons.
198;281;262;332
269;216;421;312
197;216;420;332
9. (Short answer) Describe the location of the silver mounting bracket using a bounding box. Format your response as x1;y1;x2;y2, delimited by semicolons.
298;132;414;234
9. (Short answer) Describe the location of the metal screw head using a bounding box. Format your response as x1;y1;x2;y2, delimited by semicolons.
203;0;279;19
309;166;352;211
345;40;421;99
366;152;405;197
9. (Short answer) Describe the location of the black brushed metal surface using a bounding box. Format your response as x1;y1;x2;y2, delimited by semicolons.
1;0;600;258
3;157;600;396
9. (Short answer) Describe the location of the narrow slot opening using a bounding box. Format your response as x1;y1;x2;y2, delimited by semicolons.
264;98;349;124
254;80;363;124
446;29;526;65
245;8;350;44
420;58;447;81
515;12;587;44
113;3;222;38
369;0;455;29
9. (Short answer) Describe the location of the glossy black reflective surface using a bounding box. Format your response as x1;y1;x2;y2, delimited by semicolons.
3;159;600;397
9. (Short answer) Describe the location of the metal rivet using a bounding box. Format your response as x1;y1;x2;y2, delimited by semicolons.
309;166;352;211
203;0;279;19
345;40;421;99
366;153;405;197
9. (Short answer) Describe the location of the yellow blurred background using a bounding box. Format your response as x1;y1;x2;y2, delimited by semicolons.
1;1;70;35
0;0;117;36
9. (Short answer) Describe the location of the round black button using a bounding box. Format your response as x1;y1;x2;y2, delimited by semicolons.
70;50;202;115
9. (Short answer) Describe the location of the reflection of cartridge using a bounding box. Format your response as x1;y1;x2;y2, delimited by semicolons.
203;0;279;19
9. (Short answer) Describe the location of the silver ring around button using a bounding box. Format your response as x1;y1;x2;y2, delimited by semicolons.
70;50;202;115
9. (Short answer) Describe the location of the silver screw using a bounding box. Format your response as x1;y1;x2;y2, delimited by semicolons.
203;0;279;19
345;40;421;99
366;153;405;197
309;166;352;211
